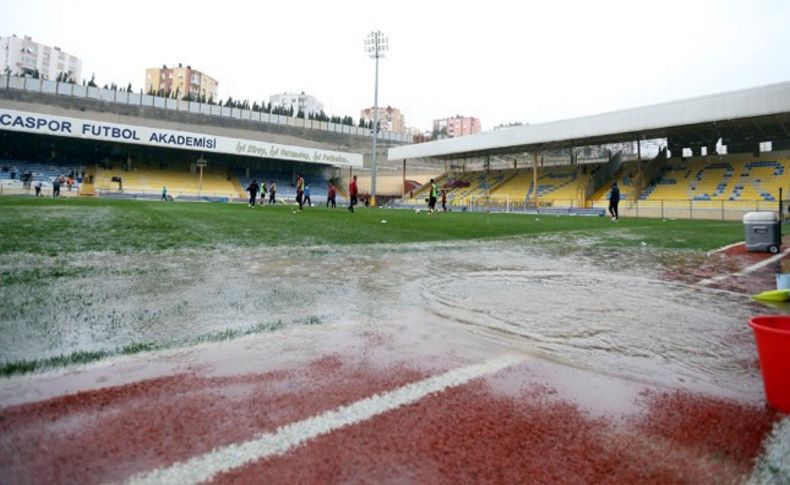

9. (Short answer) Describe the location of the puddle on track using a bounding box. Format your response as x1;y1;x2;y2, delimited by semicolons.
1;236;785;400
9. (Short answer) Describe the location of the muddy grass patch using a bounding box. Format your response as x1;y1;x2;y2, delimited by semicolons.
0;315;326;377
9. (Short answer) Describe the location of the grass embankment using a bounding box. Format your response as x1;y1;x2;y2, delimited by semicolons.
0;196;745;253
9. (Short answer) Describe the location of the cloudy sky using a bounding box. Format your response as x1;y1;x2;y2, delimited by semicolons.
2;0;789;132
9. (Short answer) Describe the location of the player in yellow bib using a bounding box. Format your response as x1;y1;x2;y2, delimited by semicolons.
428;179;438;214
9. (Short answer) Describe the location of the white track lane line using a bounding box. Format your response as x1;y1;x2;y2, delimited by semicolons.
123;353;526;485
705;241;744;256
695;246;790;287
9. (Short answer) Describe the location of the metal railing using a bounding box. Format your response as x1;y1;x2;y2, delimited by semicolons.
394;193;788;220
0;75;414;143
589;198;788;221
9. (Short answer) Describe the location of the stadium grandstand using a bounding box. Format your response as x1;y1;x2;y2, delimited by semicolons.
0;74;418;203
388;81;790;220
2;76;789;219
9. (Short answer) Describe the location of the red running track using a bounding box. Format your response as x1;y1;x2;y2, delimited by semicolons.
0;347;780;484
661;236;790;295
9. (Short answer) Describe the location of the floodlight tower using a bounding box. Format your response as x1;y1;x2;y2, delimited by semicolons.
365;31;388;207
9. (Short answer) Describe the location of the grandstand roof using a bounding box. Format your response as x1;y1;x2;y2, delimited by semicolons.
388;81;790;161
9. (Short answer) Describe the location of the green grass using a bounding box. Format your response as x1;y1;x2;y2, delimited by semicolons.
0;196;746;253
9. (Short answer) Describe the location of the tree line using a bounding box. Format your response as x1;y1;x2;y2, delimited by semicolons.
143;89;374;128
5;69;379;129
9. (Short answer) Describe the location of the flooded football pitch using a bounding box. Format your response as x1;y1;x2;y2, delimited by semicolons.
0;233;784;399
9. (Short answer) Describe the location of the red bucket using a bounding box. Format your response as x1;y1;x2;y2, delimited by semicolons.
748;315;790;412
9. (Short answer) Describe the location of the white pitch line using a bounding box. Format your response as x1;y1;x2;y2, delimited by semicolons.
696;246;790;287
705;241;744;256
123;353;526;485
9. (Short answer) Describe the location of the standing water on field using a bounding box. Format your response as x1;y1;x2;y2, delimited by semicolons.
0;235;780;399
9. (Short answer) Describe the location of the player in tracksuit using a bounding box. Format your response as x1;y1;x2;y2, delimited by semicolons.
295;174;305;211
609;182;620;221
247;180;259;207
348;175;358;213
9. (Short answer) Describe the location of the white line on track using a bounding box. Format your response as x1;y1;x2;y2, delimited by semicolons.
705;241;744;256
123;353;526;485
695;246;790;287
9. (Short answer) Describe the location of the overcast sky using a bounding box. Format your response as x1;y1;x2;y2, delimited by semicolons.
2;0;789;132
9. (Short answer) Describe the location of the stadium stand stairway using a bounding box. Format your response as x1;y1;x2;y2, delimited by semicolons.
585;151;624;202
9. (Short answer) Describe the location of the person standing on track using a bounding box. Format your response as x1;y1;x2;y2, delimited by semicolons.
609;181;620;221
327;183;336;208
304;183;312;207
348;175;358;213
441;189;448;212
295;174;305;211
260;181;267;205
247;179;259;208
269;181;277;204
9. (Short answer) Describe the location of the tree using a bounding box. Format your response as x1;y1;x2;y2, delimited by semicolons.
60;71;74;84
297;109;305;119
358;117;366;128
430;126;448;140
127;83;132;93
87;73;97;88
208;95;214;105
31;69;40;79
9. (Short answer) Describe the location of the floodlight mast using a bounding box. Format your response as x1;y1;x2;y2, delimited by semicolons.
365;31;387;207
